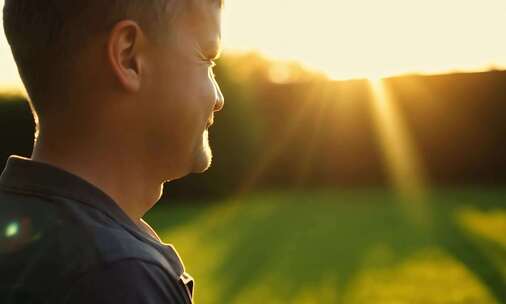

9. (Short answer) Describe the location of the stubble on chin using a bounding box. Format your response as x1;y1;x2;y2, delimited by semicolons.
191;129;213;173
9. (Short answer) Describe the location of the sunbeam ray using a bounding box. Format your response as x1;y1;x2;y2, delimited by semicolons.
368;78;430;223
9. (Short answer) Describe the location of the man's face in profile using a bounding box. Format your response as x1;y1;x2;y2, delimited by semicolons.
142;1;224;181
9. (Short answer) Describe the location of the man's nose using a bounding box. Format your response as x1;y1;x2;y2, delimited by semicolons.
213;80;224;112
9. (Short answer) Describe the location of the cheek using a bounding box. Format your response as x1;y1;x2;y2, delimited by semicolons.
194;67;218;104
179;68;218;127
161;69;215;142
145;61;215;137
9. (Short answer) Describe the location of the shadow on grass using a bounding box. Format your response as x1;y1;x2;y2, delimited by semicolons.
431;189;506;303
149;189;506;303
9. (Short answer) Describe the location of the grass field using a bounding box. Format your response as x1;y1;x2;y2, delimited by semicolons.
145;189;506;304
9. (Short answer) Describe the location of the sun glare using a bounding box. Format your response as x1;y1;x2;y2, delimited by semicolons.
223;0;506;80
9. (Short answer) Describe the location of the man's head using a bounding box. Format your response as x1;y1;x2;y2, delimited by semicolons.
3;0;225;181
4;0;177;112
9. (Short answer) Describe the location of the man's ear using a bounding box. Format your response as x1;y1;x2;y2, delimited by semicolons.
108;20;145;92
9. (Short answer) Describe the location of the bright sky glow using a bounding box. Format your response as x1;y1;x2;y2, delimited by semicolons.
1;0;506;90
0;0;23;92
222;0;506;79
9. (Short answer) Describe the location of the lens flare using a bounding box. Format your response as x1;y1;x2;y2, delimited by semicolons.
5;221;19;238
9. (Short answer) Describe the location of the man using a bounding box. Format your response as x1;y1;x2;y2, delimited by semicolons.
0;0;224;303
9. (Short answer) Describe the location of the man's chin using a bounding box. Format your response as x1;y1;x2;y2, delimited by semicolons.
191;133;213;173
191;152;212;173
162;139;212;182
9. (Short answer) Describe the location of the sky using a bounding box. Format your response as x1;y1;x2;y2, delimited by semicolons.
1;0;506;90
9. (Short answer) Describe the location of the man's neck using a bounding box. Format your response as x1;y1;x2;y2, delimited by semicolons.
31;131;163;226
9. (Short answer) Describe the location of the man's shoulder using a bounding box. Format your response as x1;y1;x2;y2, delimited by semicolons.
0;188;171;277
0;188;190;303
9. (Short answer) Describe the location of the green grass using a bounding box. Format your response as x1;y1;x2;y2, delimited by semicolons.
145;189;506;304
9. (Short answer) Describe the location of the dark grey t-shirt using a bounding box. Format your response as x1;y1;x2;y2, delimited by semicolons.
0;156;194;304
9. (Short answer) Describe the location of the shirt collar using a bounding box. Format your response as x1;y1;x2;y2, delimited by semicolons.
0;155;142;235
